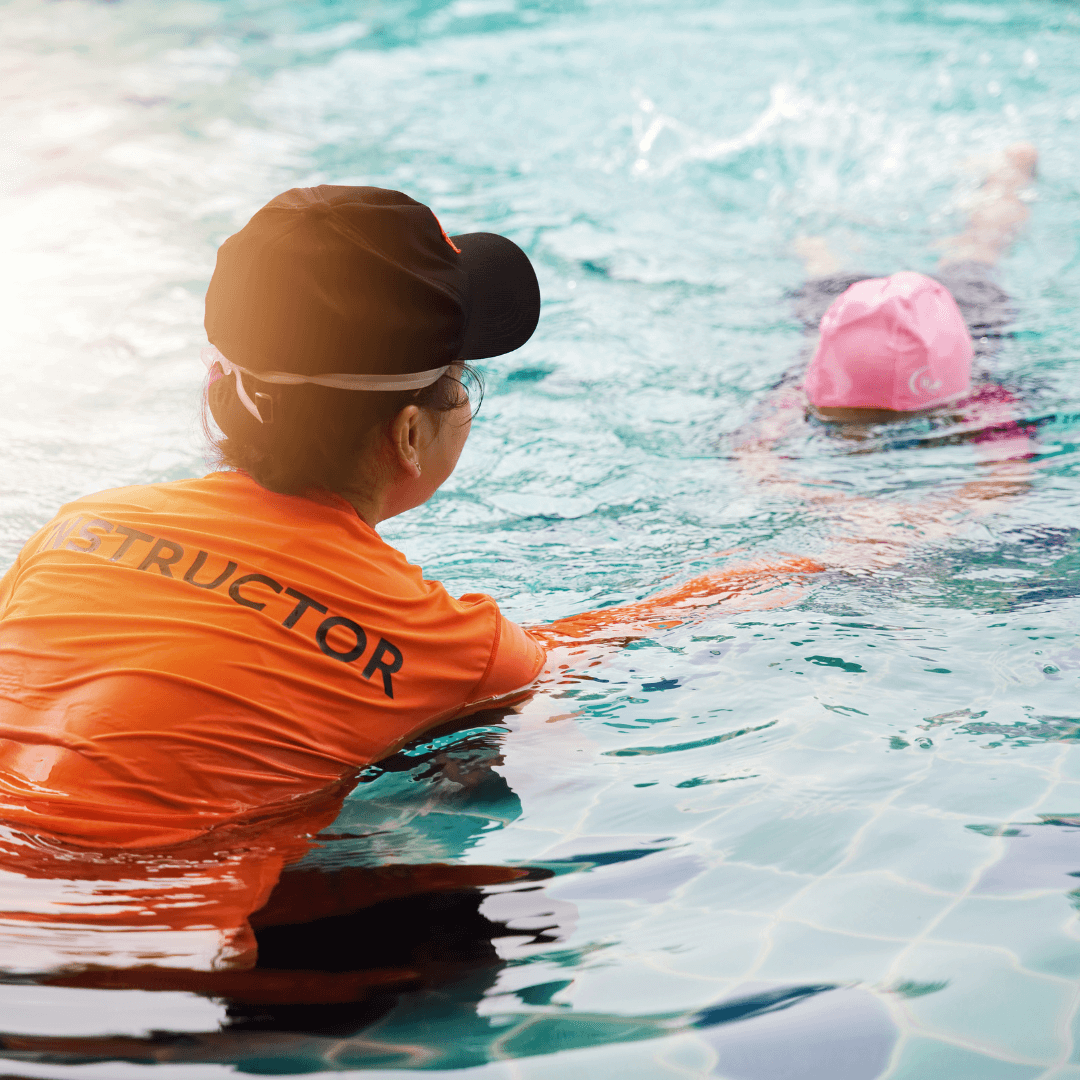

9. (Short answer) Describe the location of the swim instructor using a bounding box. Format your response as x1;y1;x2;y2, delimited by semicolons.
0;185;545;848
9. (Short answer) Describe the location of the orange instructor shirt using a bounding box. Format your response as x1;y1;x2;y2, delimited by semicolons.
0;472;545;848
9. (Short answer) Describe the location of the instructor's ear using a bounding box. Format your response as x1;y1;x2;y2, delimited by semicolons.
389;405;424;478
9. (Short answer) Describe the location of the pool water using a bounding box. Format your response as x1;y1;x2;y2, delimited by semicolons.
1;0;1080;1076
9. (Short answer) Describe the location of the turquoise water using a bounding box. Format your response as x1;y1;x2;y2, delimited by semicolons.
1;0;1080;1076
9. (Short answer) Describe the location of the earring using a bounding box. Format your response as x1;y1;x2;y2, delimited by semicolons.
416;464;422;475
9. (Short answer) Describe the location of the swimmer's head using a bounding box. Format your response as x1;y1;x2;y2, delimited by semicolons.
804;271;973;422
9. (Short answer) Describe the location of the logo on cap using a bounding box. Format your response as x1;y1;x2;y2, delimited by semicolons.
908;367;943;396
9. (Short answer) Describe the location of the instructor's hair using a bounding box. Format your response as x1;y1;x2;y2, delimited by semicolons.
204;362;479;498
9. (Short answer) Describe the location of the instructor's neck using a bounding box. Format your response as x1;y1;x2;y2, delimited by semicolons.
343;490;383;528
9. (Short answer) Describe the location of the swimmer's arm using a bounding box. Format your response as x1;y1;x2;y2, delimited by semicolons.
486;558;827;724
730;384;808;465
794;448;1036;578
794;236;843;279
430;611;548;727
955;460;1033;500
499;431;1033;685
528;553;826;649
726;237;849;481
937;143;1037;269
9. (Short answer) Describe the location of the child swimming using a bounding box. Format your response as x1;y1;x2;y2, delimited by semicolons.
740;143;1038;446
719;144;1042;597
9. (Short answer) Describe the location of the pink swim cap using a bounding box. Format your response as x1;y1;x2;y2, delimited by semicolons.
804;271;973;412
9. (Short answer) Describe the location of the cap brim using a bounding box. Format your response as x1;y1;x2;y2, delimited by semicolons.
452;232;541;360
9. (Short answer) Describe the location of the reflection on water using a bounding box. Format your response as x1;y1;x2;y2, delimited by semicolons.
0;721;896;1075
0;718;556;1070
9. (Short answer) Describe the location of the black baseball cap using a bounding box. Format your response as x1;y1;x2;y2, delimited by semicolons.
204;185;540;381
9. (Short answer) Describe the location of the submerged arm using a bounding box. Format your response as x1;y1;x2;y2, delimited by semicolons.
530;552;826;650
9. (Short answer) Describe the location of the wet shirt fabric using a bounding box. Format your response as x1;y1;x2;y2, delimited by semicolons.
0;471;545;848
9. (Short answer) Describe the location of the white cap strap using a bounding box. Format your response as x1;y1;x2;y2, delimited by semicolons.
201;345;450;424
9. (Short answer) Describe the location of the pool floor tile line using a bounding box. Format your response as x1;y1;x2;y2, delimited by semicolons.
638;1032;722;1079
911;938;1080;990
926;892;1080;976
882;1032;1051;1080
708;857;964;895
704;760;986;986
638;923;1079;1002
894;1025;1061;1072
486;700;1080;1074
876;785;1071;989
1038;980;1080;1077
889;948;1075;1065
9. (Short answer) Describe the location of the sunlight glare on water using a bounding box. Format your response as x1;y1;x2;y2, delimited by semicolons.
1;0;1080;1075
